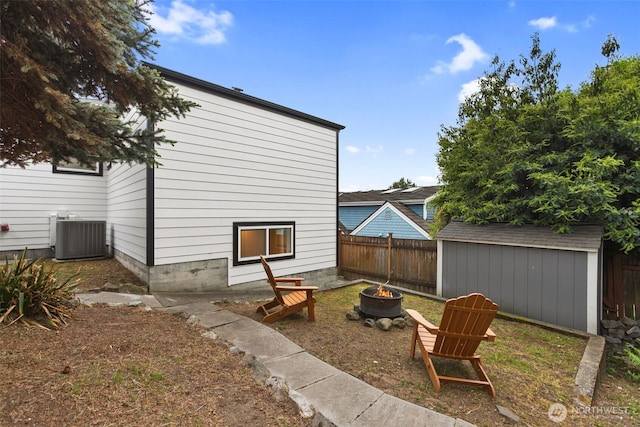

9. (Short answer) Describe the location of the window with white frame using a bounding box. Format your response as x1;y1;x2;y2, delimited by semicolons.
233;222;295;265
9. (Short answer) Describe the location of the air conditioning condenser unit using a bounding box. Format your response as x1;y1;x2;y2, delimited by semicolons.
55;220;106;260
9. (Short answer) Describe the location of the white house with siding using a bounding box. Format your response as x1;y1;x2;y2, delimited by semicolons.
0;64;345;293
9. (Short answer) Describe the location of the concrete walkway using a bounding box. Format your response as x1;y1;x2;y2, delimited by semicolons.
76;291;474;427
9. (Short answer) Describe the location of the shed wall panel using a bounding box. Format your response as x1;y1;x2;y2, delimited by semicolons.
541;250;560;325
499;247;516;313
512;248;529;316
526;249;543;322
442;241;589;331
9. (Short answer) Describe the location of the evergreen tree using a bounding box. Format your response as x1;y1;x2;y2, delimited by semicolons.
1;0;197;168
389;177;416;189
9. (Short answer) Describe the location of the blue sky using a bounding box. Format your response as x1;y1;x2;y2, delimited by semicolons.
144;0;640;192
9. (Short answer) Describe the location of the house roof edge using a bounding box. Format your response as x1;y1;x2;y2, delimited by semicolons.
144;62;346;132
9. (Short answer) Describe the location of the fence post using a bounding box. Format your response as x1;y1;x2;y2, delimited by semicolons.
387;233;393;282
337;231;342;276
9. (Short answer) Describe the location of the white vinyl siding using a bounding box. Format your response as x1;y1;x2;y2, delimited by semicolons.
153;83;338;285
106;111;148;264
0;163;107;252
107;162;147;264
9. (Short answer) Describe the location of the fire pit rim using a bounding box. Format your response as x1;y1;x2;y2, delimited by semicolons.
359;286;403;300
359;285;403;318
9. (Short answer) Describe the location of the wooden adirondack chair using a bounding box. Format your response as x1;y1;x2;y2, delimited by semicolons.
256;255;318;323
406;293;499;397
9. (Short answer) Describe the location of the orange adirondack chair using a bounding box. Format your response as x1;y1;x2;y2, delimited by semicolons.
406;293;499;397
256;255;318;323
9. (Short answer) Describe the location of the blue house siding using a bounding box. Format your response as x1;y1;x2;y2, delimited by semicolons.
407;204;423;218
354;207;426;239
339;206;377;230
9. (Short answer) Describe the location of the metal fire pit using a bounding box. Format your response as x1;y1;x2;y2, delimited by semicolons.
359;286;403;318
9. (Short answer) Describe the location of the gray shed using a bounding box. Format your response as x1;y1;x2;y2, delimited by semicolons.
435;221;603;334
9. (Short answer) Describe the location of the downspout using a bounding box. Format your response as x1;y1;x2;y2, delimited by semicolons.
336;129;341;268
146;120;155;267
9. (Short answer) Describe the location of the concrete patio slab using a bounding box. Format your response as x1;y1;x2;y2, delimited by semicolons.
263;351;341;390
213;317;305;361
296;371;384;426
351;393;468;427
75;292;163;308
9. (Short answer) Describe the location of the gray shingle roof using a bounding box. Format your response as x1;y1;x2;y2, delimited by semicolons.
339;186;440;205
435;221;603;252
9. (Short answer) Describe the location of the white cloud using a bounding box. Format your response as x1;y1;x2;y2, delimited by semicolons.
458;78;482;103
583;15;596;29
147;0;233;45
431;34;488;75
365;145;383;155
404;148;415;155
346;146;360;153
528;16;584;33
528;16;557;30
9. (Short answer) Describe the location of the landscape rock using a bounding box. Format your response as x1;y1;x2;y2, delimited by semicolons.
102;282;119;292
609;329;626;340
265;376;289;401
201;330;218;340
626;325;640;338
601;319;624;329
288;390;316;419
346;310;361;321
376;318;393;331
605;336;622;345
496;404;521;424
118;282;148;295
392;317;407;329
364;318;376;328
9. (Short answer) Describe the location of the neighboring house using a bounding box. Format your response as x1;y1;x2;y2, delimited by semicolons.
0;64;345;293
338;186;440;239
435;221;603;334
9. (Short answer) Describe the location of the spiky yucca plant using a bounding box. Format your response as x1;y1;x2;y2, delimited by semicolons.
0;248;79;329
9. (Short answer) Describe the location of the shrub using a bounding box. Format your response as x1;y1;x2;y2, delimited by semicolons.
0;248;78;329
626;343;640;382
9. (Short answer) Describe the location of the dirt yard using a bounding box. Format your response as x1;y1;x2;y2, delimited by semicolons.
2;258;639;426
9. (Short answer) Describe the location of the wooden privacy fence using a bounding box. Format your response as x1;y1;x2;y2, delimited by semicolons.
605;252;640;320
338;233;437;294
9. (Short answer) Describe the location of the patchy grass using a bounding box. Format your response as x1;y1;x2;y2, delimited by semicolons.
222;282;640;426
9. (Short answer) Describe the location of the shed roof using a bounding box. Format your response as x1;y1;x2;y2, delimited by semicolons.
339;186;440;206
435;221;603;252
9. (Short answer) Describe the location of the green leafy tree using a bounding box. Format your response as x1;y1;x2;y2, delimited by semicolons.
389;177;416;189
1;0;197;168
434;34;640;252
